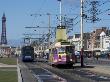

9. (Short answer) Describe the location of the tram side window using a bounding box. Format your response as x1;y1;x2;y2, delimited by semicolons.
52;48;58;54
54;48;57;54
66;46;73;53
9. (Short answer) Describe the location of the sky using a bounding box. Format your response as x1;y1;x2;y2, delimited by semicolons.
0;0;110;41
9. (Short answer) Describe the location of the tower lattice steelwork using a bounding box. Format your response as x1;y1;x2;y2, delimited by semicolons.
1;13;7;44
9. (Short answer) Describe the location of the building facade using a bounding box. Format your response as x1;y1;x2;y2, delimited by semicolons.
88;27;110;55
68;33;90;52
68;27;110;56
100;31;110;53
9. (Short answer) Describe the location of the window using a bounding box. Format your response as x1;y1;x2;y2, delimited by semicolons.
66;46;74;53
106;41;109;43
58;47;65;53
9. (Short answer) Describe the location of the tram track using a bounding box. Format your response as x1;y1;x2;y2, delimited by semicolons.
23;61;110;82
24;61;94;82
36;62;95;82
24;62;67;82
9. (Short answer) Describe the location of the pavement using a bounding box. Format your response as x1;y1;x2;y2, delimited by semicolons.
84;65;110;75
18;60;37;82
83;58;110;76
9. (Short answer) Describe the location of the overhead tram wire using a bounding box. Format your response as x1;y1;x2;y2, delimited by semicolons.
63;0;88;33
82;0;110;23
29;0;47;27
30;13;80;31
65;0;110;34
29;0;81;35
35;0;48;14
25;26;56;28
62;0;87;34
68;0;110;31
83;0;110;13
96;0;110;15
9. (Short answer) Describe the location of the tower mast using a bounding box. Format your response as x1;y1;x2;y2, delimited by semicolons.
1;13;7;45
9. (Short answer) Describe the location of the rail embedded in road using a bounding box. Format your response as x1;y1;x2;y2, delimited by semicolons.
31;68;67;82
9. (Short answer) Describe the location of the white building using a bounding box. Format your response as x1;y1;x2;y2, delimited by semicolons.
100;31;110;52
68;34;81;51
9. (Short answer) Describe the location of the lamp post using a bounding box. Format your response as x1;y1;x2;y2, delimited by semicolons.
80;0;84;67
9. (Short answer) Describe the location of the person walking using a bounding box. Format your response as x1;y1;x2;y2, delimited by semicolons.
96;54;99;60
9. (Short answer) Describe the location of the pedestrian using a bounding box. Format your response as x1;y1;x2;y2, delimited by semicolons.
108;54;110;59
96;54;98;60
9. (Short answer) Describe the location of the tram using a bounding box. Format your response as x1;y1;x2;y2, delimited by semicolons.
21;45;34;62
49;41;76;66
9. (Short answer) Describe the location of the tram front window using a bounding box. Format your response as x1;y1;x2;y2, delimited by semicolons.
58;47;65;54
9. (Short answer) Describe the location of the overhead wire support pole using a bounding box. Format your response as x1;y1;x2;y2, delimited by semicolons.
80;0;84;67
60;0;62;26
47;13;51;49
58;0;62;26
29;13;52;49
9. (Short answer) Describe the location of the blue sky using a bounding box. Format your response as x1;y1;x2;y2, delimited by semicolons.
0;0;110;41
0;0;59;40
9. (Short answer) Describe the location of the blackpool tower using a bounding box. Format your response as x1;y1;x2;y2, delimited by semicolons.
1;13;7;44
